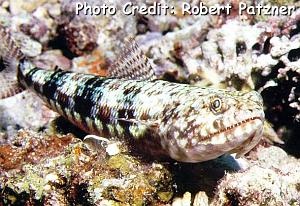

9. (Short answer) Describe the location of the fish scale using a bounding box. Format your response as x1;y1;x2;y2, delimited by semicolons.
0;27;265;162
19;63;185;136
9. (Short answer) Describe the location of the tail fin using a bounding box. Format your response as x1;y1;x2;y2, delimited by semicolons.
0;26;25;99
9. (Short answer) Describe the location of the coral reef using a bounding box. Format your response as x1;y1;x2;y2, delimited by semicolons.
0;0;299;205
212;146;300;205
0;130;173;205
252;14;300;157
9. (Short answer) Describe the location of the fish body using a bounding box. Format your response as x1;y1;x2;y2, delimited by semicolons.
0;28;265;162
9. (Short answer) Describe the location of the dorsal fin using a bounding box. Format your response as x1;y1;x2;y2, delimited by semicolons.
108;38;157;80
0;26;25;99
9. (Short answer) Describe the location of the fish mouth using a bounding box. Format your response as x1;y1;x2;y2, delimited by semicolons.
230;132;256;157
175;116;264;162
230;123;264;158
200;116;263;142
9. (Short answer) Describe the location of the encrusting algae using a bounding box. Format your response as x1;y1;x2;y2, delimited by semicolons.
0;130;174;205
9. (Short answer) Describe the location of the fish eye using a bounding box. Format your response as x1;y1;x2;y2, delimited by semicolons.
210;97;223;113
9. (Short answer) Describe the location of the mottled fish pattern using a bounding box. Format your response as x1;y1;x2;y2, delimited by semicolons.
0;27;265;162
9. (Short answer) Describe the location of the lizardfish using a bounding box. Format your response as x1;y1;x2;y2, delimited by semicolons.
0;27;264;162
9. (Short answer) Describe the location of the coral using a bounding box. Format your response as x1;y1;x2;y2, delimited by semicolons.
172;191;209;206
57;21;98;56
198;20;264;84
9;0;55;15
212;146;300;205
0;0;299;205
7;1;61;45
193;191;209;206
0;130;174;205
138;16;211;80
252;15;300;157
0;130;74;171
138;18;264;88
172;192;192;206
59;0;137;58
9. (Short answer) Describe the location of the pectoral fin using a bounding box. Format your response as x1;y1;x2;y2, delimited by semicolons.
116;117;159;129
0;26;25;99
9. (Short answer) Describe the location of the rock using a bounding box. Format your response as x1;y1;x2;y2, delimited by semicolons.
193;191;209;206
10;0;48;15
212;146;300;205
172;192;192;206
33;50;71;70
13;32;42;57
0;130;174;205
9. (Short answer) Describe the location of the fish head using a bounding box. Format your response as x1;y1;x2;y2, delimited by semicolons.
165;89;265;162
